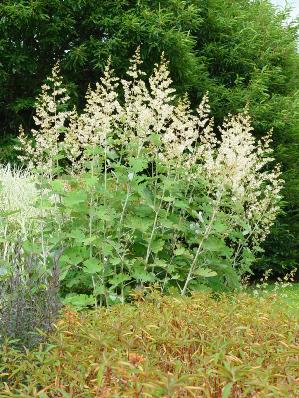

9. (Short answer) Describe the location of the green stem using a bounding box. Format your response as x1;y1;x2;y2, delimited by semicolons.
181;190;223;296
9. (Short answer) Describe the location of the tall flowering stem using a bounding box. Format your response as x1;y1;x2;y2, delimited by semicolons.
16;49;283;299
16;63;72;177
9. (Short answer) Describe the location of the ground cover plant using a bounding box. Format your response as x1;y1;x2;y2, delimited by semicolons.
14;50;283;308
0;291;298;397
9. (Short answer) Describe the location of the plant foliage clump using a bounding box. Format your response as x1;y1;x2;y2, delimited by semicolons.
1;292;298;397
16;51;283;305
0;165;61;347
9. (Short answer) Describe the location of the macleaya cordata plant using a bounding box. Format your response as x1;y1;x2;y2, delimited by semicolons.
196;114;282;272
17;63;72;176
17;48;283;305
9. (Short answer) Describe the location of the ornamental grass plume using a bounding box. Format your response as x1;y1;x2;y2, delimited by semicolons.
0;164;60;239
0;164;39;236
0;165;61;347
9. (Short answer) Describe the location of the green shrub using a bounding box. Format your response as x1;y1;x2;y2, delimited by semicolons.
1;292;298;397
16;52;283;304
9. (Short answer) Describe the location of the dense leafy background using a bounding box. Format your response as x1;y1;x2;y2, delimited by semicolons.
0;0;298;275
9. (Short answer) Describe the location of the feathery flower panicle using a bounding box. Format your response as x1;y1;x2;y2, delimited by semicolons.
149;54;176;135
17;63;72;175
121;48;153;146
162;95;198;160
64;60;122;168
197;111;283;244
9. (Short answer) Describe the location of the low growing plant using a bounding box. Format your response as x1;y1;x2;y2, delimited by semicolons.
16;49;283;306
1;292;298;397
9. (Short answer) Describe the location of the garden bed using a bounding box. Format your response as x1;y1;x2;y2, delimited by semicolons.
1;292;298;397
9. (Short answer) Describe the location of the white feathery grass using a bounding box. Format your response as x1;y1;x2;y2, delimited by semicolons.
0;164;39;235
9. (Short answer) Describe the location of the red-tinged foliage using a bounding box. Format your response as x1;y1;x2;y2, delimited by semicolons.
1;292;298;397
